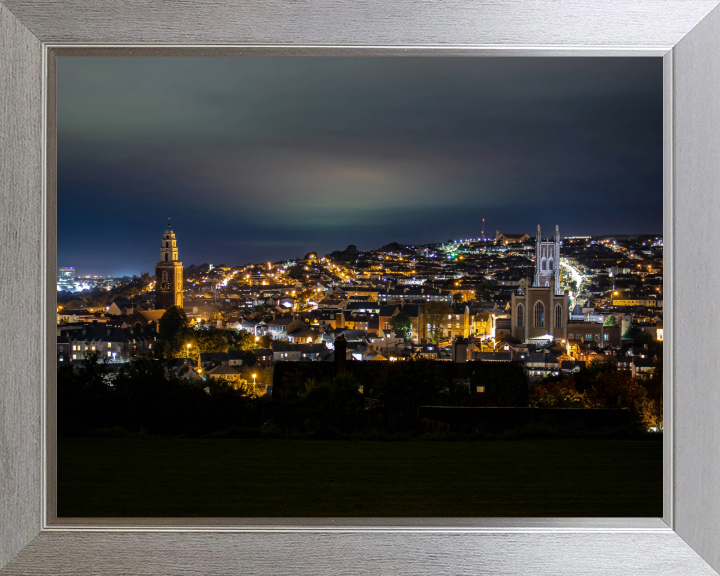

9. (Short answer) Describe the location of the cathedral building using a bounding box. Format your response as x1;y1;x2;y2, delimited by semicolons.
511;224;568;343
155;222;183;310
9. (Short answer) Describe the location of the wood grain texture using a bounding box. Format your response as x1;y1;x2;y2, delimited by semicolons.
0;0;718;47
0;2;43;570
672;4;720;573
1;531;718;576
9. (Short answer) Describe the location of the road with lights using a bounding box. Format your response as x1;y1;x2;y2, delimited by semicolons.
561;260;585;293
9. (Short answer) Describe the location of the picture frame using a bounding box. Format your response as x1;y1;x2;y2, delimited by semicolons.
1;0;719;573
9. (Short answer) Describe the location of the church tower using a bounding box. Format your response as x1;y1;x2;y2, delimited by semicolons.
510;224;568;343
155;221;183;310
534;224;562;295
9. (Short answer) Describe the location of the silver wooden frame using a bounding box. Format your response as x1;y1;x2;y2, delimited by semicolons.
2;1;720;574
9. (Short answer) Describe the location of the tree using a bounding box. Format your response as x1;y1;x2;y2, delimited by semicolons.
241;350;257;367
637;359;663;429
533;361;656;430
388;311;412;340
475;285;494;302
623;324;653;345
159;306;189;340
583;369;655;429
622;324;634;338
425;302;452;344
190;327;230;354
230;330;255;351
603;315;618;327
76;350;109;388
530;378;584;408
254;305;266;313
258;334;273;348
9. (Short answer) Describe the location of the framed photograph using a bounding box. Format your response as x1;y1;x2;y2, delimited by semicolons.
2;1;720;574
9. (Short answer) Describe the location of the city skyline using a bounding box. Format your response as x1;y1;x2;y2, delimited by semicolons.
58;57;662;276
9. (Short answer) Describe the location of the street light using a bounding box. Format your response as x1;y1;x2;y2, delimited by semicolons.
252;373;257;394
186;343;191;358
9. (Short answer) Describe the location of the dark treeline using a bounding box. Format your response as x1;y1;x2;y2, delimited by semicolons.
59;352;658;439
58;352;529;438
58;352;267;437
272;360;529;435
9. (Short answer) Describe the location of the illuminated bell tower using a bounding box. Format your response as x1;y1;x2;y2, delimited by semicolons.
534;224;562;295
155;220;183;310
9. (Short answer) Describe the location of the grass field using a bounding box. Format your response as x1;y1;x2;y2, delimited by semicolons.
57;437;662;517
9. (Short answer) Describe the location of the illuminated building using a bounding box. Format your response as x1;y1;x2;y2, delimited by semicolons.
495;228;531;246
155;221;184;310
58;266;75;288
510;224;569;343
534;224;562;293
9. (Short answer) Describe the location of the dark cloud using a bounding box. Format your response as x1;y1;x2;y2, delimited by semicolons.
58;57;662;276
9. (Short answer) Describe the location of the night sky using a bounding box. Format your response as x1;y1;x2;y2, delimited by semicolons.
58;57;662;277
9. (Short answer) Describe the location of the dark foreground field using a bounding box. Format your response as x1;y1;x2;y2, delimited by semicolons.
58;437;662;517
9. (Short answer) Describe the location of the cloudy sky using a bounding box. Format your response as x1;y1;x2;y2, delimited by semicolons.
58;57;662;276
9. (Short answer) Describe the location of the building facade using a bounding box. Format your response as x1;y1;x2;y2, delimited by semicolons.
495;228;530;246
565;322;621;349
511;224;569;342
155;222;184;310
58;267;75;289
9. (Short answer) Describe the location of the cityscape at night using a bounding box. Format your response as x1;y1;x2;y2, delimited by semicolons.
56;56;662;518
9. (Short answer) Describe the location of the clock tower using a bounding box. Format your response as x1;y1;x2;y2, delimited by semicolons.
155;221;183;310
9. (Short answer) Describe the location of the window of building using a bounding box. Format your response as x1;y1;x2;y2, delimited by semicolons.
585;334;592;341
107;342;111;348
162;271;168;283
476;386;485;393
603;334;609;341
595;334;601;341
107;351;111;357
59;355;63;362
517;304;524;327
72;354;76;360
555;304;562;328
534;301;545;327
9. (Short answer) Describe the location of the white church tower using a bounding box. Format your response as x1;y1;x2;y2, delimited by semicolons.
534;224;562;295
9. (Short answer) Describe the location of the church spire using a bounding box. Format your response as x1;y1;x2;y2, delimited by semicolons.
160;222;178;263
534;223;562;295
156;221;184;310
